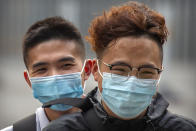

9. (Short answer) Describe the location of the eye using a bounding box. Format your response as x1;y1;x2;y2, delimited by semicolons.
110;65;130;76
141;71;154;74
64;63;73;67
139;68;157;75
112;68;126;72
35;68;47;74
61;63;74;70
138;68;158;79
111;65;130;72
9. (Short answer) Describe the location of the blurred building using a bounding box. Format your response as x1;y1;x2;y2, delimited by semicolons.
0;0;196;129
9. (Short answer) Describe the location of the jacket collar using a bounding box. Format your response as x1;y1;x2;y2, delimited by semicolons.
147;92;169;120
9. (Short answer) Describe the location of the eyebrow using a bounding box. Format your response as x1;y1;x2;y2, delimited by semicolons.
139;64;157;69
111;61;131;67
57;57;75;63
32;57;75;69
111;61;157;69
32;62;48;69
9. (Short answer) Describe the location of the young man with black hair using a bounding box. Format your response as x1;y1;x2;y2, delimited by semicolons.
1;16;92;131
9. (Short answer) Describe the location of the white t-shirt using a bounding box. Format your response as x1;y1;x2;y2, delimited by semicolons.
1;107;49;131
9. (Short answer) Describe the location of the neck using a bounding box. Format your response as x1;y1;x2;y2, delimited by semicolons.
102;100;147;120
44;107;80;121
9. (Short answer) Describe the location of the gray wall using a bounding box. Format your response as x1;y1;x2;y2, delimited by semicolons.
0;0;196;129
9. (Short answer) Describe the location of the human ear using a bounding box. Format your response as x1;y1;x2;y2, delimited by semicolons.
92;59;99;81
24;70;31;88
83;59;93;80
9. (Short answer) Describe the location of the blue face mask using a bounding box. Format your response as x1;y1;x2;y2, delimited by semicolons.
30;72;83;111
99;71;159;119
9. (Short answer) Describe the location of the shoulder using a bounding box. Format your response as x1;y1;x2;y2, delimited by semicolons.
156;111;196;131
1;108;41;131
0;126;13;131
0;108;45;131
43;112;89;131
35;107;49;130
1;114;35;131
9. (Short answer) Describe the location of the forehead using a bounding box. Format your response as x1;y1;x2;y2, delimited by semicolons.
102;36;162;67
27;39;81;67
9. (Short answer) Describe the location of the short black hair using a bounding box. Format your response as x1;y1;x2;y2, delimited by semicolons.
23;16;85;68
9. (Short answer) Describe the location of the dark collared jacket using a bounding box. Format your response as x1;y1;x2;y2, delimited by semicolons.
43;90;196;131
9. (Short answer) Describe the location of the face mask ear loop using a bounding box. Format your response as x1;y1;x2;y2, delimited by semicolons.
154;67;163;95
82;81;87;97
25;70;33;89
156;66;163;86
96;86;103;104
80;59;87;75
80;60;87;95
97;60;103;78
25;70;31;82
95;59;104;103
157;75;161;85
